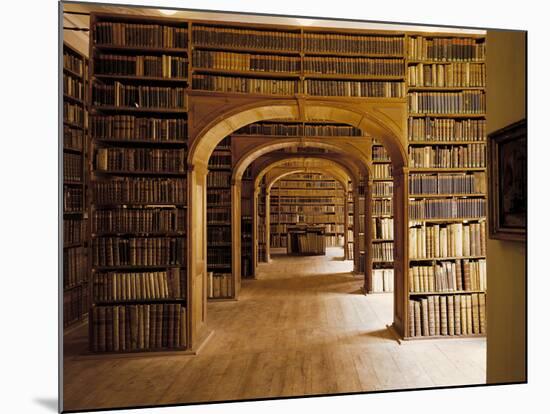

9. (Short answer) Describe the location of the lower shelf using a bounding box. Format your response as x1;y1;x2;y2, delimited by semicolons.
403;333;486;341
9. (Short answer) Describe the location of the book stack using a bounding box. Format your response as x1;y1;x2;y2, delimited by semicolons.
372;269;394;293
287;226;326;255
408;293;486;337
206;139;234;298
63;42;89;328
269;173;346;249
207;272;233;299
89;15;189;352
406;34;487;339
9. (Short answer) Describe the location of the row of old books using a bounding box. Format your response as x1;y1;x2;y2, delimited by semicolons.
408;294;486;337
305;79;405;98
209;153;232;168
207;226;231;244
64;286;88;327
409;172;486;195
271;204;344;213
409;259;487;293
303;33;403;55
408;222;486;259
91;115;187;141
93;269;184;302
407;118;486;142
64;102;85;126
304;57;404;76
91;304;187;352
271;196;343;204
193;50;300;73
372;217;394;239
93;22;188;49
407;63;485;87
207;171;231;187
64;50;84;75
270;234;287;248
64;187;84;212
63;153;83;181
234;123;362;136
271;188;338;197
277;181;339;189
91;207;186;234
373;242;394;262
63;73;85;100
326;235;345;246
373;163;393;179
193;25;300;51
373;199;393;215
271;223;344;234
192;74;299;95
92;82;186;109
207;272;233;298
407;37;485;62
64;247;88;288
93;178;187;205
207;248;232;268
372;146;391;162
207;207;231;224
373;181;394;197
95;148;186;173
270;213;343;224
91;237;186;267
299;214;345;224
207;189;231;205
287;228;326;255
64;218;86;244
408;91;486;114
372;269;394;292
408;199;486;220
94;54;188;78
408;144;486;168
64;125;85;150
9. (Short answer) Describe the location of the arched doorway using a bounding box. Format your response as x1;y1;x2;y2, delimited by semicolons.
186;96;407;348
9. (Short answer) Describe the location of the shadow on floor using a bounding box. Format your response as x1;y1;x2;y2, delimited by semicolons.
33;398;58;412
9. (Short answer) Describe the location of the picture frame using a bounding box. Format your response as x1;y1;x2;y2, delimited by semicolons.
488;119;527;241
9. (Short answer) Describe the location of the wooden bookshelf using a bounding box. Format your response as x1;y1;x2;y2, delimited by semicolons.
87;14;190;353
269;173;345;250
82;11;489;344
207;137;235;300
63;42;89;330
404;33;487;339
368;139;394;293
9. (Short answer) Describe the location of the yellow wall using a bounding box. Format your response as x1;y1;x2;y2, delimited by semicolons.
486;30;526;383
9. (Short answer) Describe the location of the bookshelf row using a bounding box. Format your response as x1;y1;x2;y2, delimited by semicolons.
63;42;89;329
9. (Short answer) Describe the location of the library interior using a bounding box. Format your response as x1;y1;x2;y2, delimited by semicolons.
61;2;526;412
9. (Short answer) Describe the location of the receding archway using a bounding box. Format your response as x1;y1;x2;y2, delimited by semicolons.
186;97;408;348
264;165;351;263
252;157;357;267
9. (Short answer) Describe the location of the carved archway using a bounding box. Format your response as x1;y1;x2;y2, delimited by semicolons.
186;95;408;348
252;157;357;266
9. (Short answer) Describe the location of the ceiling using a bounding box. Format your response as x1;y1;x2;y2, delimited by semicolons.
62;1;486;57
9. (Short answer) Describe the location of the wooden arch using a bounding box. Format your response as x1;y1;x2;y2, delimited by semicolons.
251;157;356;266
186;95;408;348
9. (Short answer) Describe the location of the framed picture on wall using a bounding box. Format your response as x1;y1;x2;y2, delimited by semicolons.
488;119;527;241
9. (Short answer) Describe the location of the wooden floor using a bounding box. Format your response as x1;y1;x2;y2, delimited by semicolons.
63;247;486;411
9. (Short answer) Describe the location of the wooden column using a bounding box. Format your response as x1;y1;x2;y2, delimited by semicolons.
343;187;349;259
231;179;242;297
392;166;409;337
265;188;271;263
187;162;209;349
364;179;374;293
252;187;259;277
353;189;360;273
